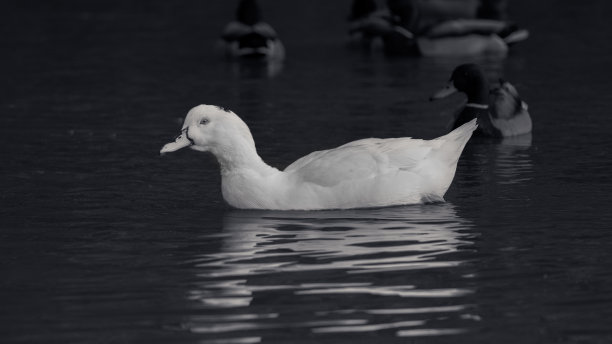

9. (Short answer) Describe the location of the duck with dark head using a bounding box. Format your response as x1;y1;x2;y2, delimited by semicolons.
217;0;285;61
347;0;527;56
431;63;532;137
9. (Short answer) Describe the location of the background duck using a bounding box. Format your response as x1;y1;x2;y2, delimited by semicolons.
349;0;528;56
431;63;532;137
347;0;419;54
217;0;285;61
417;19;528;56
347;0;393;50
160;105;477;210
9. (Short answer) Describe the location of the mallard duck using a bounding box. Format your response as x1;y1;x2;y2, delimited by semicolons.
349;0;528;56
431;63;532;137
217;0;285;60
160;105;477;210
416;18;528;56
347;0;393;49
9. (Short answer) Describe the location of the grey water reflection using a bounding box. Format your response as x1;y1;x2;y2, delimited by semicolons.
495;134;533;185
458;133;533;191
183;204;481;341
226;58;284;79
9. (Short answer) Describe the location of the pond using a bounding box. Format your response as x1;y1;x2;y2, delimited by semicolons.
2;1;612;343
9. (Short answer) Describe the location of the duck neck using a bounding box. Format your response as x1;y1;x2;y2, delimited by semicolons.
212;138;275;176
465;79;490;106
455;78;494;132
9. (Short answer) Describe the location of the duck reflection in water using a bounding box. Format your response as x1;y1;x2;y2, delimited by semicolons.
348;0;528;56
492;134;532;185
457;132;533;191
182;205;481;338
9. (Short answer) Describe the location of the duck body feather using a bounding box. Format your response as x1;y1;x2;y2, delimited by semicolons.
418;33;508;56
222;134;472;210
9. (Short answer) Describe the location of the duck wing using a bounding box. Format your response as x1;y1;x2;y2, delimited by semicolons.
489;81;532;136
426;19;507;38
284;138;434;188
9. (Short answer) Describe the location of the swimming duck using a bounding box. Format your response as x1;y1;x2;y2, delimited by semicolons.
347;0;393;50
217;0;285;60
350;0;528;56
430;63;532;137
417;19;528;56
160;105;477;210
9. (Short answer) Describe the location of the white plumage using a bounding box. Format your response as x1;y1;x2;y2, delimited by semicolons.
160;105;476;210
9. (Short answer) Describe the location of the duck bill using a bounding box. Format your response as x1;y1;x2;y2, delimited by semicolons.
160;131;192;155
430;83;458;100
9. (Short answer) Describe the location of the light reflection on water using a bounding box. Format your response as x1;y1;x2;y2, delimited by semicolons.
183;204;479;340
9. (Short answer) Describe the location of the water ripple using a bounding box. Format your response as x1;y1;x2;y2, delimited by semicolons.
193;205;471;278
182;204;478;340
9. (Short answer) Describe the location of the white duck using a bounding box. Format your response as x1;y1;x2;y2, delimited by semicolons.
160;105;477;210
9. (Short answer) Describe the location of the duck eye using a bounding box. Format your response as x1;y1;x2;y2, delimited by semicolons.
200;118;209;125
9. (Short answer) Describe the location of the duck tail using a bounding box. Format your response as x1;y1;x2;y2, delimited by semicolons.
435;118;477;165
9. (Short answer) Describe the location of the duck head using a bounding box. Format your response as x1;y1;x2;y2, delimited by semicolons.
430;63;490;104
349;0;378;21
160;105;257;159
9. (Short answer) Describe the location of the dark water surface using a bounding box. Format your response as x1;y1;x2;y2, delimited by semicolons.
2;1;612;343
